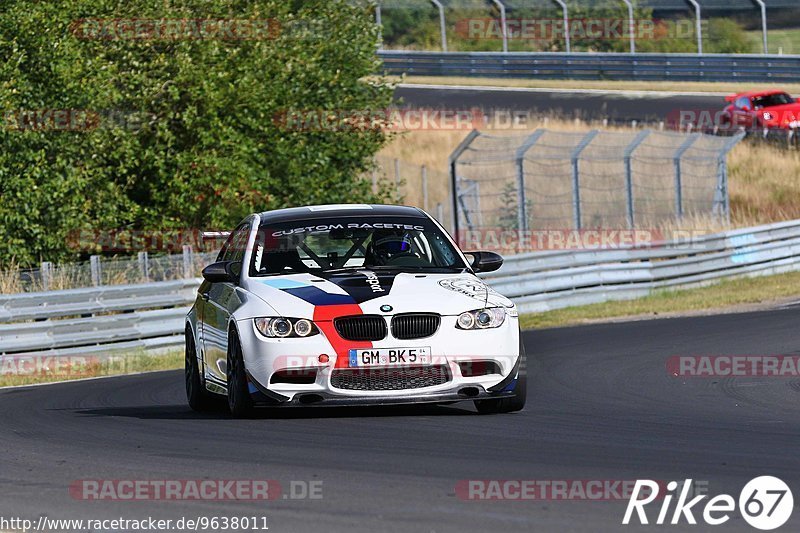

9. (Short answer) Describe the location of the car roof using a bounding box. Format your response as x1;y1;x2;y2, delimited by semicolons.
255;204;428;225
735;89;790;99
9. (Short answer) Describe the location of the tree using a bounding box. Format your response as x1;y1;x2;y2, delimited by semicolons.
0;0;395;265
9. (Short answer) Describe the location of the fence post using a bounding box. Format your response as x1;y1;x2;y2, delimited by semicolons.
421;165;429;211
431;0;447;52
491;0;508;53
622;0;635;54
687;0;703;54
673;133;700;220
40;262;52;291
375;3;382;50
90;255;101;287
448;130;481;245
138;251;150;282
371;158;378;194
393;158;401;200
183;245;194;279
553;0;570;53
570;130;599;230
623;130;651;229
715;132;746;223
753;0;768;54
514;129;546;232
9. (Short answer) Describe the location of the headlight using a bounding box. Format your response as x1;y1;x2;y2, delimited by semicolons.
455;308;506;330
254;317;319;338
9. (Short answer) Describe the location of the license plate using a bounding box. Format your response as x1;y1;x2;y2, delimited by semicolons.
348;347;432;367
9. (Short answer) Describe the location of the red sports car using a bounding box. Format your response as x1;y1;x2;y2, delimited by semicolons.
723;89;800;131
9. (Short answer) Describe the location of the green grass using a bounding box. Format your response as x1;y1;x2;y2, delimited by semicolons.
0;349;183;388
747;29;800;55
520;270;800;330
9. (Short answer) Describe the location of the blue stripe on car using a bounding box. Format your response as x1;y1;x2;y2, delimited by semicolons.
283;286;356;305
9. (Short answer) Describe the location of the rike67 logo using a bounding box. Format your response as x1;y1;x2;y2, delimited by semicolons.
623;477;793;530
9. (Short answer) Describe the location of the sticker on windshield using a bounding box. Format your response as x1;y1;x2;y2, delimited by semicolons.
271;222;425;237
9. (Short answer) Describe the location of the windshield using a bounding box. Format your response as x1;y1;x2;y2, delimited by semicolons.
752;92;795;109
249;216;467;276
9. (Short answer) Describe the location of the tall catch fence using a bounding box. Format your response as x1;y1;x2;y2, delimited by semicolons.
449;128;744;242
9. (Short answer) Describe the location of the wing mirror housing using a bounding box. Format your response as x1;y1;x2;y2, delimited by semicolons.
201;261;240;284
465;251;504;273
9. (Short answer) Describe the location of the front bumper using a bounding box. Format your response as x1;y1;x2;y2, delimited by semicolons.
236;314;521;405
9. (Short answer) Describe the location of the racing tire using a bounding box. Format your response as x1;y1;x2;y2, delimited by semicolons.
474;339;527;414
185;330;215;412
226;330;254;418
474;375;527;414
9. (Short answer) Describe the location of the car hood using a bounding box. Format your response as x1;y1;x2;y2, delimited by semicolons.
241;270;514;319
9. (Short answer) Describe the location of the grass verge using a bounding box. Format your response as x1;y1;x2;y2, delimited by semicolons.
391;75;800;95
0;349;183;388
519;270;800;330
746;29;800;56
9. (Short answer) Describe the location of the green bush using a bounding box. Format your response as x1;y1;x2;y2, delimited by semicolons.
0;0;394;266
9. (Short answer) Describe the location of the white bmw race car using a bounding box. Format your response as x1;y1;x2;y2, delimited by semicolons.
185;204;526;417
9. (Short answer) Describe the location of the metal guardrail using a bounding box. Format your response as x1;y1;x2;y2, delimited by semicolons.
379;50;800;82
0;279;198;356
483;219;800;313
3;219;800;356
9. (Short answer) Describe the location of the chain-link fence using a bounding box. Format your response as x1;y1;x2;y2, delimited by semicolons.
449;128;744;237
1;249;218;294
372;155;455;233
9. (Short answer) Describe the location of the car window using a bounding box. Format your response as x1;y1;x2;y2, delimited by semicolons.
752;92;795;109
217;223;250;263
736;97;751;110
249;216;467;276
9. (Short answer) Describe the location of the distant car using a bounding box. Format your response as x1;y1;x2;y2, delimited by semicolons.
185;204;526;417
722;89;800;132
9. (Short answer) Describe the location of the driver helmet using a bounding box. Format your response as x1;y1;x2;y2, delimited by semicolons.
370;232;413;264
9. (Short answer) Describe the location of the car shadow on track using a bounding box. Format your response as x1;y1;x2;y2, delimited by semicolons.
69;402;480;420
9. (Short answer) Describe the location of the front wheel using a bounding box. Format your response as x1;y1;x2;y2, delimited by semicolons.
226;331;254;418
185;330;215;412
474;375;527;414
474;339;527;414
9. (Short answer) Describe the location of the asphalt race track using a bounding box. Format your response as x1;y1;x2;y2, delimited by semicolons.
2;307;799;532
395;84;724;124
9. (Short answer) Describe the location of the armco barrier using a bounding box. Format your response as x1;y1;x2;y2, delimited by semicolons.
0;279;199;357
378;50;800;83
483;219;800;313
3;219;800;356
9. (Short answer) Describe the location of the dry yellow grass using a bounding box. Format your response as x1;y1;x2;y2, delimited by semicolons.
728;141;800;226
0;350;183;388
378;120;800;231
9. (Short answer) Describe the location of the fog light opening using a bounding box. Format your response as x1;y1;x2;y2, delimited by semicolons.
458;387;480;398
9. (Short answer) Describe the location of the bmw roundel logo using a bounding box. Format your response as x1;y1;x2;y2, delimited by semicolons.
380;305;393;312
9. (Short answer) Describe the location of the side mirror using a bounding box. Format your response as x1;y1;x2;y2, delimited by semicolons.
201;261;239;283
465;251;504;273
